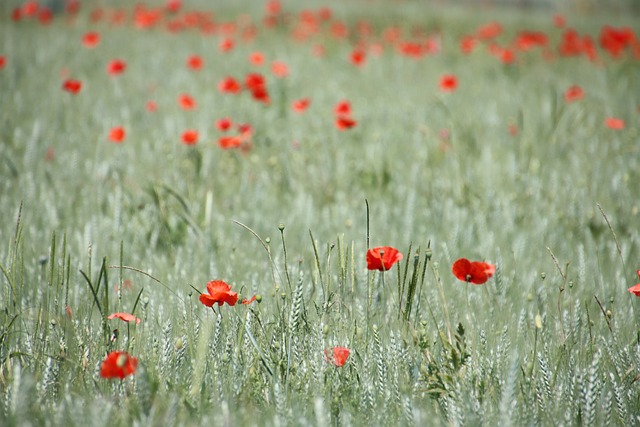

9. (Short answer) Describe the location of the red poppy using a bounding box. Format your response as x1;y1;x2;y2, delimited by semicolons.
452;258;496;285
460;36;477;54
628;270;640;296
241;295;257;305
146;100;157;112
218;77;241;94
0;56;5;69
109;126;126;143
477;21;503;40
62;79;82;94
107;59;126;76
334;100;351;116
216;117;232;132
186;55;203;71
439;74;458;92
350;48;366;67
335;115;357;130
107;312;141;324
249;51;265;66
166;0;182;13
181;130;198;145
82;31;100;48
250;85;270;104
327;346;350;367
564;85;584;103
366;246;403;271
217;135;243;149
292;98;310;113
270;61;289;78
22;1;39;17
219;38;234;53
199;280;238;307
605;117;625;130
178;93;196;110
100;351;138;379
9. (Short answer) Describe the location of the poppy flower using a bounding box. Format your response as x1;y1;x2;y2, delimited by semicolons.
199;280;238;307
335;115;357;130
82;31;100;48
326;346;350;367
219;38;234;53
107;59;126;76
218;77;241;94
241;295;257;305
460;36;477;54
22;1;39;17
100;351;138;379
108;126;126;143
178;93;196;110
146;100;157;112
270;61;289;78
605;117;625;130
216;117;232;132
62;79;82;94
564;85;584;103
249;51;265;66
334;100;351;116
628;270;640;296
350;48;366;67
217;135;243;149
181;130;198;145
439;74;458;92
0;56;5;69
452;258;496;285
292;98;310;113
166;0;182;13
366;246;403;271
107;312;141;324
186;55;203;71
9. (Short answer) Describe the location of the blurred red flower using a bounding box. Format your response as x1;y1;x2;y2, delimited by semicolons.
366;246;403;271
335;116;357;130
199;280;238;307
218;77;241;94
439;74;458;92
605;117;625;129
107;312;141;324
82;31;100;48
109;126;126;143
460;36;477;54
452;258;496;285
181;130;199;145
350;48;366;67
186;55;203;71
146;100;157;112
219;38;234;53
62;79;82;94
327;346;350;367
628;270;640;296
178;93;196;110
100;351;138;379
249;51;265;66
334;100;351;116
107;59;126;76
216;117;232;132
271;61;289;78
477;21;503;40
0;56;5;69
292;98;311;113
241;295;257;305
564;85;584;103
218;135;242;149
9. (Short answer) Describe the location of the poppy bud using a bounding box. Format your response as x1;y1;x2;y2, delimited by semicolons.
278;223;285;231
256;294;263;303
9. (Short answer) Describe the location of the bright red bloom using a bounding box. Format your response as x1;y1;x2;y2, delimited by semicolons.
216;117;232;132
328;346;350;367
107;59;126;76
107;312;141;324
452;258;496;285
0;56;5;69
219;37;234;53
460;36;477;54
350;48;366;67
564;85;584;103
477;21;503;40
628;270;640;296
178;93;196;110
100;351;138;379
249;51;265;66
292;98;310;113
217;135;242;149
82;31;100;48
218;77;241;94
38;8;53;25
334;100;352;116
241;295;257;305
199;280;238;307
62;79;82;94
186;55;203;71
366;246;403;271
181;130;199;145
165;0;182;13
335;116;357;130
22;1;39;17
245;73;266;91
605;117;625;130
439;74;458;92
270;61;289;78
109;126;126;143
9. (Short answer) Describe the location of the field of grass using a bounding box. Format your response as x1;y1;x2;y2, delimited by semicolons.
1;0;640;425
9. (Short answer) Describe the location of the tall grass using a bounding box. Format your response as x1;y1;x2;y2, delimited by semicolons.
1;0;639;425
